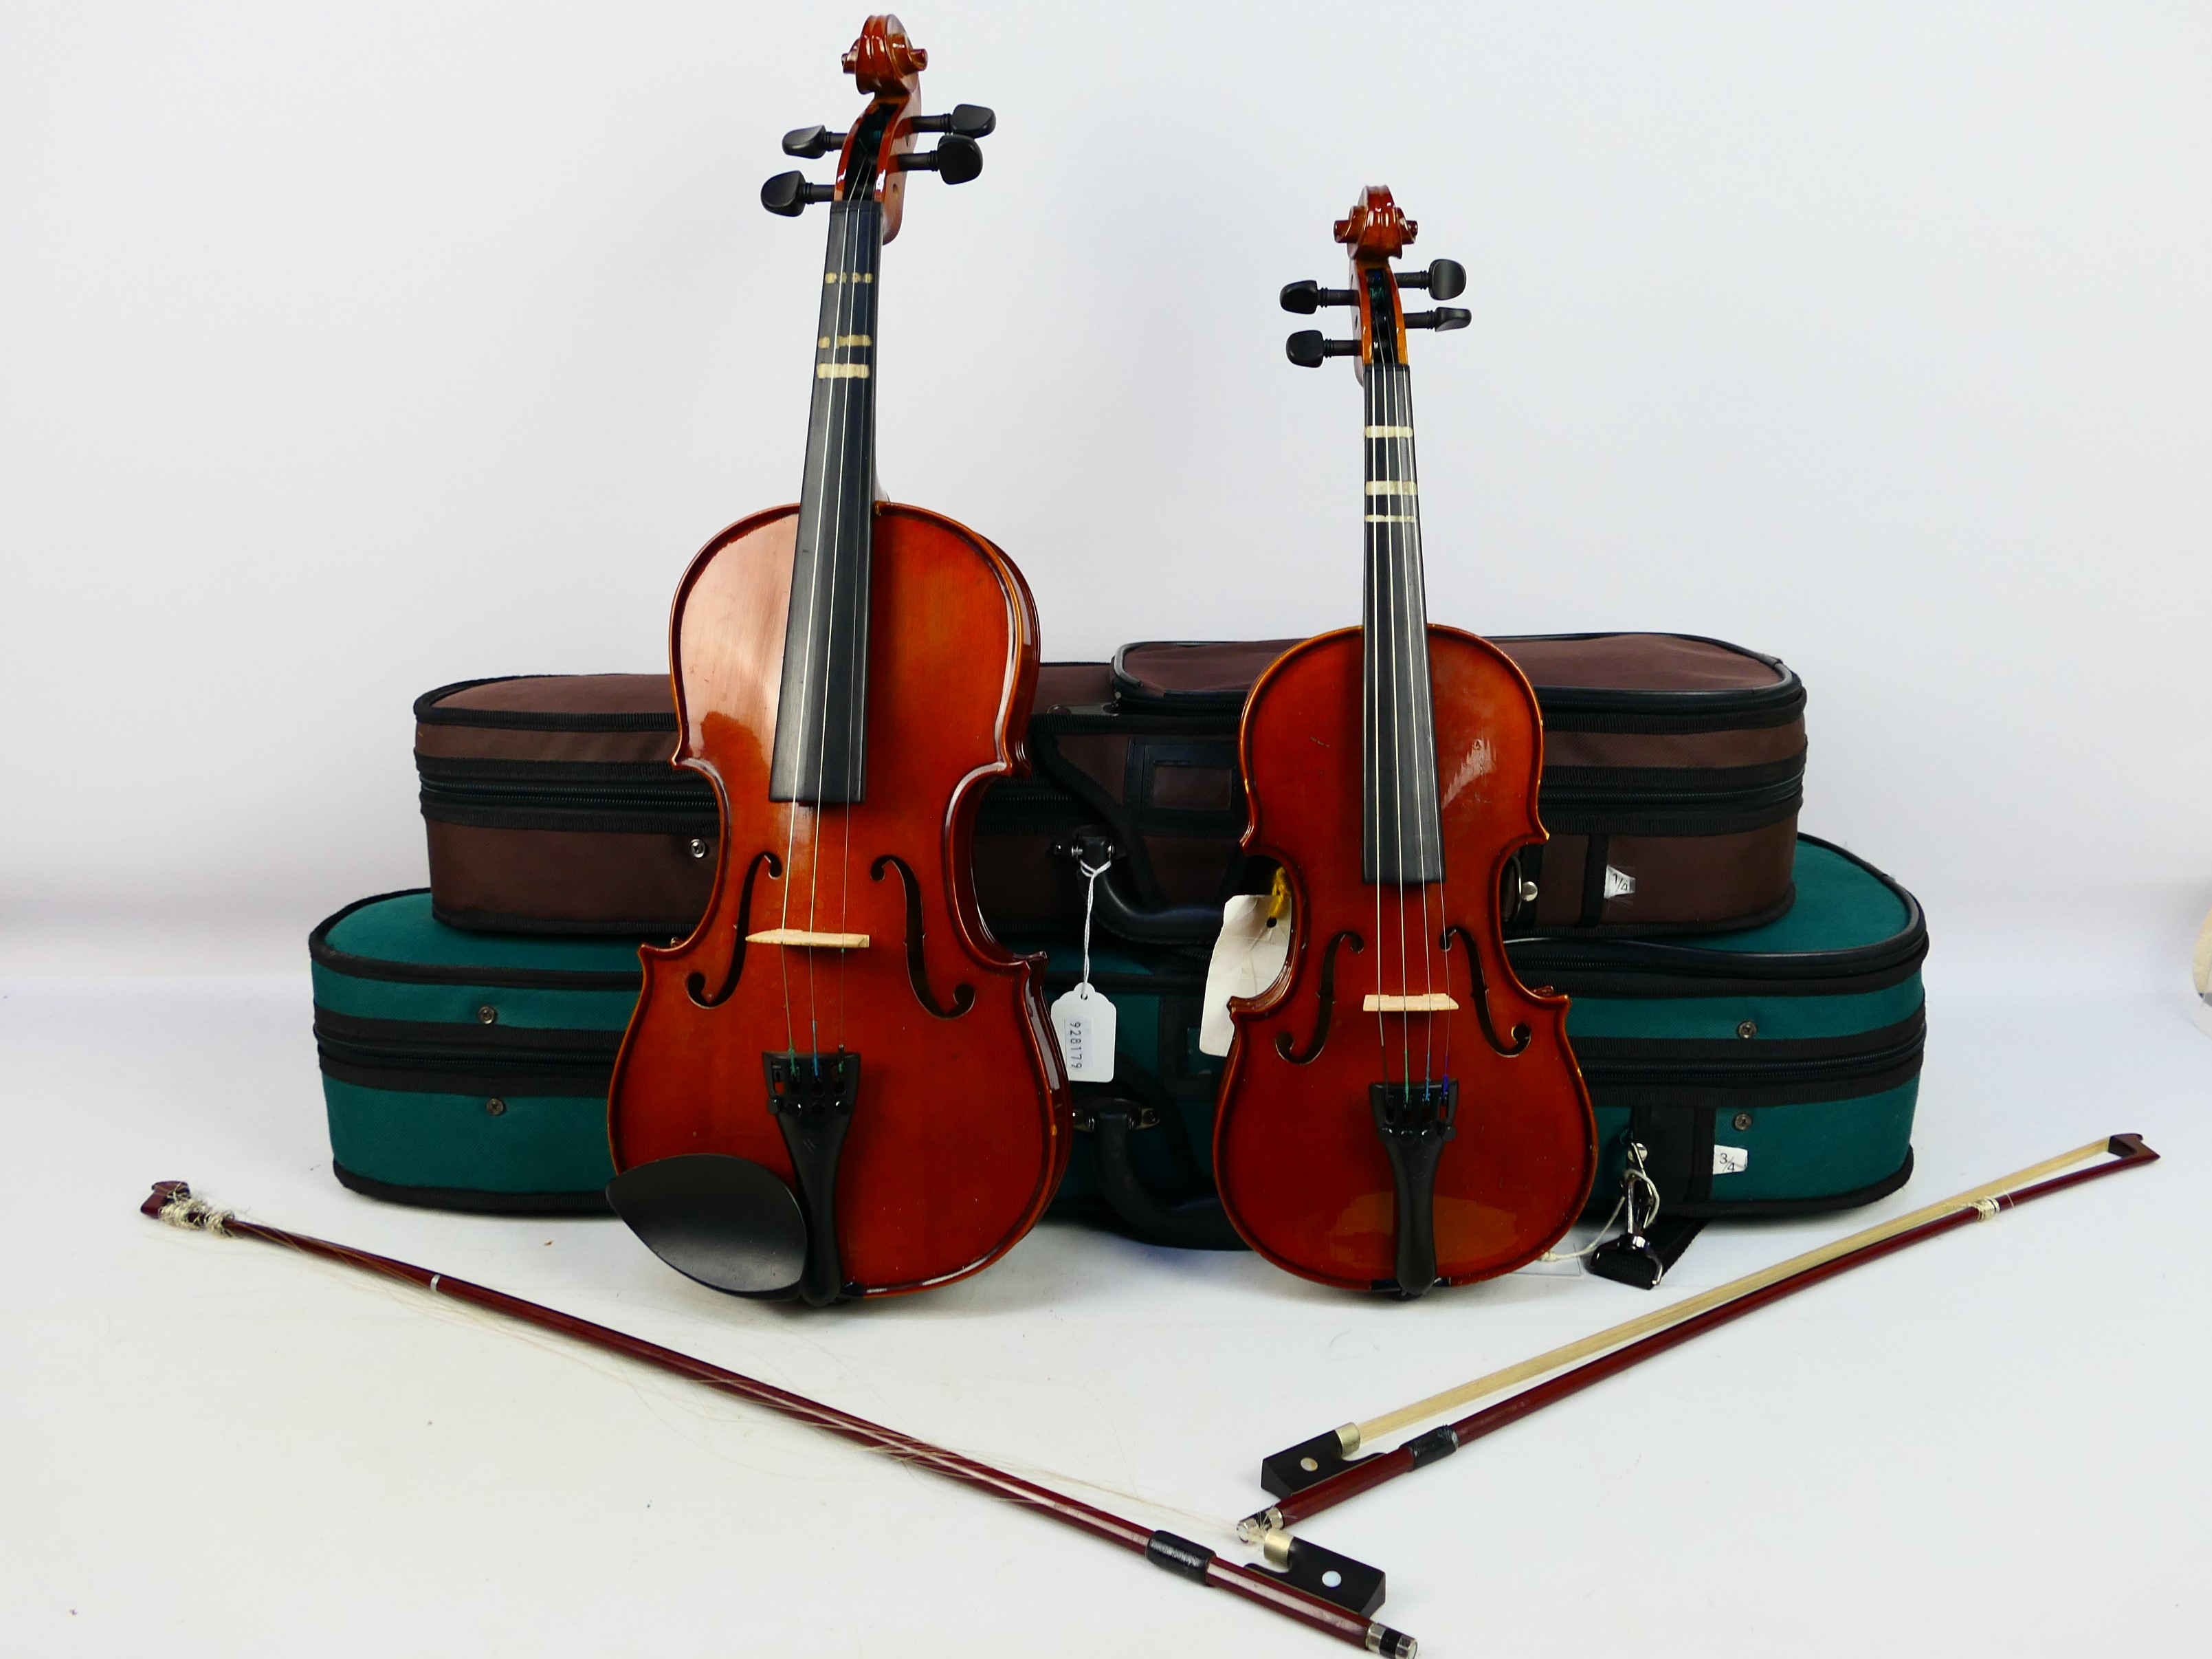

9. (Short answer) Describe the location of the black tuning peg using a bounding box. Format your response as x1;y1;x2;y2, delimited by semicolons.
762;171;836;216
894;135;984;184
782;125;848;159
1286;330;1361;368
1281;281;1358;315
1404;307;1471;332
1398;259;1466;301
909;103;996;139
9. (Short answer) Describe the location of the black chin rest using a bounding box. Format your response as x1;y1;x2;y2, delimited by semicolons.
606;1154;808;1299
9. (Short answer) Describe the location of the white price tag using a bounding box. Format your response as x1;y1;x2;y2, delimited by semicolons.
1050;985;1118;1082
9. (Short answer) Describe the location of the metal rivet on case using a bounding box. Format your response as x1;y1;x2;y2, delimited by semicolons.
688;837;710;858
478;1005;498;1024
1734;1111;1754;1131
485;1098;507;1117
1736;1020;1757;1040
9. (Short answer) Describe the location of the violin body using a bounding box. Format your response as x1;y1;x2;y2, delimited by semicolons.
607;501;1068;1296
1214;625;1595;1290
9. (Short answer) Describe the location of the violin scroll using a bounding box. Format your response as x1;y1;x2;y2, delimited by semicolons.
1280;186;1468;368
758;15;994;229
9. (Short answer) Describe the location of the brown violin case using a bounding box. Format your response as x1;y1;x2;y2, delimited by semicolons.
414;633;1804;941
414;675;720;936
977;634;1806;943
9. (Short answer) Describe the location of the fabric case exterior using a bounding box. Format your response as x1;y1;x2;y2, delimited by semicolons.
1511;835;1927;1218
416;676;718;936
1007;935;1231;1245
975;634;1806;941
310;891;634;1211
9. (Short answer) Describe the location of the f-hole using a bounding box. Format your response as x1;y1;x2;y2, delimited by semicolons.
870;854;975;1019
1443;923;1531;1056
686;850;782;1007
1276;930;1364;1065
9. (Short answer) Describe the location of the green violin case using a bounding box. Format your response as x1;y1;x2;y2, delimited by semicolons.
309;891;629;1211
309;838;1925;1267
1517;834;1927;1226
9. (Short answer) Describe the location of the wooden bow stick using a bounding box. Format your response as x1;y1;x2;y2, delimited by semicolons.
1241;1133;2158;1539
141;1182;1416;1657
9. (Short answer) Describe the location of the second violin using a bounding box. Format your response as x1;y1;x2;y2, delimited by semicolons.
1211;188;1597;1295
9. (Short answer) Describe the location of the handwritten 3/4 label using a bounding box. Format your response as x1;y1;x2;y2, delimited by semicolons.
1049;987;1117;1083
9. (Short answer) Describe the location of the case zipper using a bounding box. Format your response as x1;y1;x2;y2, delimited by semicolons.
1570;1028;1925;1091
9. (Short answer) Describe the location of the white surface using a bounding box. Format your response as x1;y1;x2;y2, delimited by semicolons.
3;3;2210;1653
3;932;2208;1655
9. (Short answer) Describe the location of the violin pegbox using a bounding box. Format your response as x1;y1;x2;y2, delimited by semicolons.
1282;185;1470;369
759;13;995;235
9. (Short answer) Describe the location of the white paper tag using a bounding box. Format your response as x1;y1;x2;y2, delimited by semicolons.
1603;864;1637;901
1712;1143;1750;1175
1199;890;1294;1057
1050;985;1117;1082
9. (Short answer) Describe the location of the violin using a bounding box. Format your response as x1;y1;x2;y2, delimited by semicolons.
606;16;1068;1306
1210;188;1596;1296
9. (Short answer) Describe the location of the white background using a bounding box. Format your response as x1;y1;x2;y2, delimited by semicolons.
3;3;2208;1656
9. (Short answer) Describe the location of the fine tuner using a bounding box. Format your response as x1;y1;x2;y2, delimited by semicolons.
1282;256;1469;367
764;101;995;215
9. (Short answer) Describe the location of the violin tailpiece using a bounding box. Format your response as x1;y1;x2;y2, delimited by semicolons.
764;1051;862;1306
1368;1080;1459;1298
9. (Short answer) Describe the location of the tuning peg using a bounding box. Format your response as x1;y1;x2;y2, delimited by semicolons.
1286;330;1360;367
894;135;984;184
1403;307;1471;332
1398;259;1466;301
782;125;848;159
909;103;996;139
1281;281;1359;315
762;171;836;216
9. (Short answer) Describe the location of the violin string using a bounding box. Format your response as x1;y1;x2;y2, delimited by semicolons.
1364;304;1387;1073
1395;344;1439;1090
804;200;867;1064
1380;314;1413;1088
778;202;854;1057
835;199;878;1057
1379;340;1430;1088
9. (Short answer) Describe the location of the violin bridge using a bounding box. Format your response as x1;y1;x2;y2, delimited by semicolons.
1362;992;1459;1013
746;928;870;949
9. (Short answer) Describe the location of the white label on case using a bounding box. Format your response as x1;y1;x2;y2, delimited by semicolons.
1603;865;1637;901
1050;986;1117;1083
1713;1144;1750;1175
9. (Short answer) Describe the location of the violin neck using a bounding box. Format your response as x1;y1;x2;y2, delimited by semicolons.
1360;360;1445;886
768;199;883;804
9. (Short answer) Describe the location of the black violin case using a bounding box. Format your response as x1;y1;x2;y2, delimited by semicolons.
413;633;1804;943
